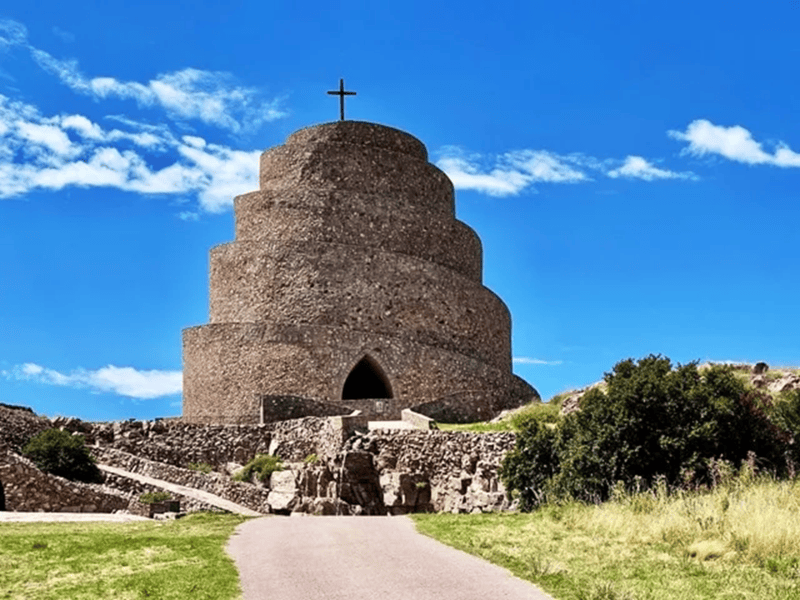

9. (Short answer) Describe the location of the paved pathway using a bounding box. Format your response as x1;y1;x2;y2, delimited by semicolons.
227;516;554;600
97;464;262;517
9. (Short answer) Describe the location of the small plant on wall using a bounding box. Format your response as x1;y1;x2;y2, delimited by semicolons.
233;454;284;484
138;491;172;504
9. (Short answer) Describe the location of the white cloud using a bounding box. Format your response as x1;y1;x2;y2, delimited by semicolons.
0;94;258;211
436;155;530;196
513;357;564;366
178;210;200;221
669;119;800;167
6;362;182;399
178;142;260;212
0;19;27;48
15;120;76;157
504;150;588;184
0;18;285;132
61;114;105;140
607;156;696;181
437;146;690;196
51;26;75;44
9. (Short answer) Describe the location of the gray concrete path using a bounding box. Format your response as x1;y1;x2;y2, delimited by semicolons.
227;516;554;600
97;464;262;517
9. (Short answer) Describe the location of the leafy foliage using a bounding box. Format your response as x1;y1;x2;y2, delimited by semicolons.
22;429;103;483
232;454;283;484
501;355;792;509
139;491;172;504
188;462;214;474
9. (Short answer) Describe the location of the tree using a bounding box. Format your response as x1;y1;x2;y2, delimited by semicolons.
22;429;103;483
502;355;791;508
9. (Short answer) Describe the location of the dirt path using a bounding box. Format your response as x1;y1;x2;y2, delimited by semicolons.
227;516;554;600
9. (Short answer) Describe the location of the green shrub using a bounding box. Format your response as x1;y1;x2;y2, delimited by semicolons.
502;355;792;509
303;453;319;464
773;389;800;470
188;462;213;474
22;429;103;483
232;454;283;484
138;491;172;504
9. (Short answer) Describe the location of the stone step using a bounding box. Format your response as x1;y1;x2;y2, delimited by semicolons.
367;421;416;431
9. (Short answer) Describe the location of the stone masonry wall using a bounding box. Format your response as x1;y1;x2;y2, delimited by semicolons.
91;446;273;514
81;416;518;515
72;417;331;467
0;443;132;513
183;120;537;425
0;404;52;451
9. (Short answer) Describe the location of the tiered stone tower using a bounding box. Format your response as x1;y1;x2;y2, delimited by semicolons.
182;121;537;424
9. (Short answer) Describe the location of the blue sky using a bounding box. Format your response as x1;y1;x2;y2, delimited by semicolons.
1;1;798;421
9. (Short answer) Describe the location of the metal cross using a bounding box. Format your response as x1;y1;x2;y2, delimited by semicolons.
327;78;356;121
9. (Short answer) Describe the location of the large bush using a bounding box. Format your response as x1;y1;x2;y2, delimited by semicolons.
22;429;103;483
501;355;791;510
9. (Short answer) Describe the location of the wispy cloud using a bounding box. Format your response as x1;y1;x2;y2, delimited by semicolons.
5;363;182;399
436;154;531;196
51;26;75;43
607;156;696;181
436;147;693;196
0;18;285;132
669;119;800;168
0;95;259;212
513;357;564;366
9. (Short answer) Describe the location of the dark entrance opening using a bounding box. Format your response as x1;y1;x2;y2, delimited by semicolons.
342;357;392;400
0;480;5;511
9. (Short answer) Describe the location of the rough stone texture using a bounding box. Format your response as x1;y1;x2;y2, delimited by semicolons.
66;417;331;468
0;442;132;513
0;404;52;452
2;410;518;516
91;446;273;514
183;120;537;424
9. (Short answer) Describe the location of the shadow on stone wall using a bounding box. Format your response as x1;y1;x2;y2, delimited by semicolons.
260;395;354;423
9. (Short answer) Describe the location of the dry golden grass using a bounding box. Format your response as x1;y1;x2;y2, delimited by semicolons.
413;477;800;600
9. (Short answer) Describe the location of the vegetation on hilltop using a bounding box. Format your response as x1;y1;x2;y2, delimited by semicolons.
501;355;800;510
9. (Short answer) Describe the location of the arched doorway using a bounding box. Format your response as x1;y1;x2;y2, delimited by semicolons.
342;356;392;400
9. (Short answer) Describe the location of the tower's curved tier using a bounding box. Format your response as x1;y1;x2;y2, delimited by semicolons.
233;194;483;280
182;121;538;424
207;241;509;368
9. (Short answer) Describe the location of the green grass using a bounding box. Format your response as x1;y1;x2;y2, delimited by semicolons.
412;478;800;600
0;513;248;600
437;399;563;433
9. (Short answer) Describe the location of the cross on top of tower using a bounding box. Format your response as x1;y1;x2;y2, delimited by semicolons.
327;78;356;121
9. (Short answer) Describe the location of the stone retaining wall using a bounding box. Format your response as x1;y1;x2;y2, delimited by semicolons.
71;417;332;468
0;404;52;452
0;443;132;513
91;446;273;514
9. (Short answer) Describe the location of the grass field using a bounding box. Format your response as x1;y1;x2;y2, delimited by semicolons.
0;513;247;600
413;477;800;600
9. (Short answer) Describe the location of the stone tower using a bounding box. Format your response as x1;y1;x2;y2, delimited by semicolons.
182;121;537;424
